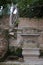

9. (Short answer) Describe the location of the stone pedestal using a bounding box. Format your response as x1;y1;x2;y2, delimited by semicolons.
21;34;40;60
17;27;41;61
22;48;40;60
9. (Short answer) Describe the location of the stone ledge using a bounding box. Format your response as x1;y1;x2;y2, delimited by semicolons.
0;59;43;65
21;34;40;36
22;48;40;50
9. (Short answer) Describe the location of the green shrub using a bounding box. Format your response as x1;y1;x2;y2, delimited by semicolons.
9;46;22;57
40;50;43;57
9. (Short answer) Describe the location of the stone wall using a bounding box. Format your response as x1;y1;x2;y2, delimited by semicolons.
0;33;8;58
18;18;43;30
0;17;43;30
18;18;43;48
0;15;9;29
0;17;43;48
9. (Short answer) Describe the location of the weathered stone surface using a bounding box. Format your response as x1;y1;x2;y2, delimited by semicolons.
18;18;43;48
23;42;37;48
22;48;40;60
9;37;17;47
17;26;40;60
0;33;8;58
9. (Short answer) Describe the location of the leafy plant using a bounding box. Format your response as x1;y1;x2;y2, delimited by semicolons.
40;49;43;57
0;0;43;18
9;46;23;57
14;19;19;27
18;0;43;18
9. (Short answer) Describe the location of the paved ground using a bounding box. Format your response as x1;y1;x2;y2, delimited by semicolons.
0;58;43;65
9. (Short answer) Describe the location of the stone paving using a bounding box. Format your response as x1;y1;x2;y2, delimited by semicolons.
0;58;43;65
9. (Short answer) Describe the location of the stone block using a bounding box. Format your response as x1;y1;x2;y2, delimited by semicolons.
22;48;40;59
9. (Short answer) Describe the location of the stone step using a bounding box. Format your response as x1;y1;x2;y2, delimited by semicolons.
21;33;40;37
22;48;40;59
22;52;40;56
22;48;40;51
22;48;40;55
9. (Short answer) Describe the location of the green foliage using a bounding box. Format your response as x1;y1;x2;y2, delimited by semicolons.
15;19;19;27
0;0;18;6
9;46;22;57
16;47;22;57
40;49;43;57
18;0;43;18
9;46;16;56
0;0;43;18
